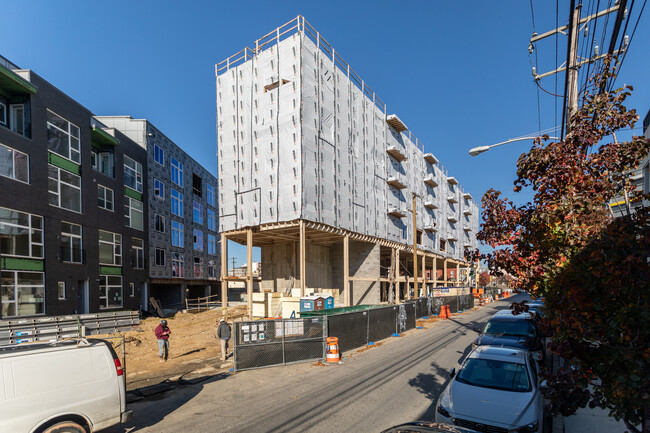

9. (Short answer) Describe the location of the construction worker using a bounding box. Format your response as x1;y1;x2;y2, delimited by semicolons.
217;318;231;361
155;319;171;362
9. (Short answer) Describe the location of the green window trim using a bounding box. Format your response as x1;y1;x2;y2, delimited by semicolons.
1;257;44;271
124;187;143;201
0;64;38;95
99;266;122;275
48;152;80;175
91;126;119;147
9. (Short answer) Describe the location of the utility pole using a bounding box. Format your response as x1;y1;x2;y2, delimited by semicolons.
231;257;236;276
530;1;623;137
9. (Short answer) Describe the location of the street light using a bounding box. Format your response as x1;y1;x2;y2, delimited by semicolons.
469;136;560;156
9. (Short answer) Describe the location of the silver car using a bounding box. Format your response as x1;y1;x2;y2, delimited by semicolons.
435;346;543;433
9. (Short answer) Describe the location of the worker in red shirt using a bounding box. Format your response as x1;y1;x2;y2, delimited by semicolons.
155;319;171;362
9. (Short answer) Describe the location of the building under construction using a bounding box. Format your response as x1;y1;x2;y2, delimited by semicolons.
215;16;479;311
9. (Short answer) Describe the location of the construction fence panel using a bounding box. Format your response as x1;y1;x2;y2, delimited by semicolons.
233;317;325;371
367;305;398;343
327;310;369;353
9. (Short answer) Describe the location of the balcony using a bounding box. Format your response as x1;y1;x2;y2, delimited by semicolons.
463;208;472;215
424;174;438;187
424;153;438;165
462;192;472;200
424;224;437;232
447;176;458;185
448;234;457;241
386;145;407;162
388;207;407;218
447;195;458;203
463;226;471;231
387;176;407;189
386;114;408;132
424;200;437;209
448;215;458;223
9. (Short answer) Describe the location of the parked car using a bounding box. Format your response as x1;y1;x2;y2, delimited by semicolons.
381;421;475;432
473;310;545;361
435;346;544;432
0;338;132;433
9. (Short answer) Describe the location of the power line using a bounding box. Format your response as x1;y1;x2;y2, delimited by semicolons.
609;0;647;91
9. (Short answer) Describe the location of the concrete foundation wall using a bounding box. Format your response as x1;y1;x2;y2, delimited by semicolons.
261;243;297;291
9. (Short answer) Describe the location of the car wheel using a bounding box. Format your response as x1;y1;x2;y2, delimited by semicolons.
43;421;87;433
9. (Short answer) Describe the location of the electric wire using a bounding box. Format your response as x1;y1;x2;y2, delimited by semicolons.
609;0;646;92
530;0;542;132
555;0;559;132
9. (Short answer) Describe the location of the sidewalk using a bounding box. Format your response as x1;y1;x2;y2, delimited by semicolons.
555;406;627;433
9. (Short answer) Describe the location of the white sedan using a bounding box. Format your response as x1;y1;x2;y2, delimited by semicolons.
435;346;544;433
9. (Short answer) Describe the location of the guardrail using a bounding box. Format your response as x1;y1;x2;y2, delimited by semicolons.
0;311;140;345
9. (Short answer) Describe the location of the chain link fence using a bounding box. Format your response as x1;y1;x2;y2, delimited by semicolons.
233;317;326;371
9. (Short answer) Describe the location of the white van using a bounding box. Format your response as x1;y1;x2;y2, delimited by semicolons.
0;339;132;433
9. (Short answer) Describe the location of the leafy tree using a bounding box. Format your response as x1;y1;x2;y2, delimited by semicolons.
476;59;650;432
478;271;490;287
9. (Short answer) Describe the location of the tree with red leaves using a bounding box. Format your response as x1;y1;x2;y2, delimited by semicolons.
477;59;650;432
478;271;490;287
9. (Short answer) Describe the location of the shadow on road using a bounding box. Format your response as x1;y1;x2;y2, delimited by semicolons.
408;363;453;421
103;372;232;432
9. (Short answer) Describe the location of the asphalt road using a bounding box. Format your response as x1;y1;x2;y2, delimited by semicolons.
106;295;524;433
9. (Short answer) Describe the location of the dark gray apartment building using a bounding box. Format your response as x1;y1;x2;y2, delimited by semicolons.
0;56;148;318
95;116;220;309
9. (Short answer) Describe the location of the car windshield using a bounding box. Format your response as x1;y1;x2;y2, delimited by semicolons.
483;319;536;337
456;358;532;392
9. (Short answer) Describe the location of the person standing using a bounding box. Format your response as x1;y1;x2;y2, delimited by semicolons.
155;319;171;362
217;318;231;361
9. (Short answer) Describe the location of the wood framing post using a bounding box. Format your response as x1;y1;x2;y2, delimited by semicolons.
421;254;426;297
412;193;418;300
433;256;437;287
343;234;350;306
299;220;306;298
443;258;448;287
220;233;228;308
396;249;401;304
456;262;460;288
246;229;253;317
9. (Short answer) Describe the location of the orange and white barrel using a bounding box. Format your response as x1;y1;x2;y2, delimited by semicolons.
326;336;340;363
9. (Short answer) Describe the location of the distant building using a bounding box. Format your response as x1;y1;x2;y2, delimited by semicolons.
608;107;650;217
96;117;220;309
0;55;147;318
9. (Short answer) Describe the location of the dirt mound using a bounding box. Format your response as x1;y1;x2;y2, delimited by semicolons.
101;305;247;387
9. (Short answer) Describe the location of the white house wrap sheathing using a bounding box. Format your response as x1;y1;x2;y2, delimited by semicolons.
216;22;479;260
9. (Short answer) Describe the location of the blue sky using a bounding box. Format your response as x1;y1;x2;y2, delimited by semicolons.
2;1;648;266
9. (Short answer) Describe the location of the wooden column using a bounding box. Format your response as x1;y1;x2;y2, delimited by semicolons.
246;229;253;317
443;258;448;287
395;249;401;304
421;254;426;297
456;262;460;288
343;234;350;306
220;233;228;308
433;256;437;287
299;220;306;298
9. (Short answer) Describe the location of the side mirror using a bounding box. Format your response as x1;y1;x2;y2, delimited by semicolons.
540;379;548;390
449;368;456;378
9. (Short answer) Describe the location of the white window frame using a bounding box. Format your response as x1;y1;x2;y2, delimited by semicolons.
208;259;217;279
172;252;184;278
0;143;29;184
193;200;203;224
193;256;204;278
124;196;144;231
207;209;216;231
207;183;215;207
46;109;80;163
154;213;166;233
58;281;66;300
132;237;145;269
99;230;122;266
98;184;114;211
208;234;217;255
171;188;183;217
0;101;6;126
1;271;45;317
130;282;135;297
171;157;183;187
99;275;123;309
61;221;83;264
154;178;165;199
123;155;143;193
154;144;164;165
11;104;26;137
0;207;43;259
171;220;184;247
48;164;82;213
